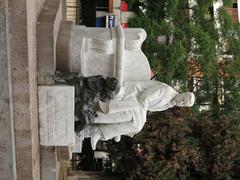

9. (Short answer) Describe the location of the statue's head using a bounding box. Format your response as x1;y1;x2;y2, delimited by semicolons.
171;92;195;107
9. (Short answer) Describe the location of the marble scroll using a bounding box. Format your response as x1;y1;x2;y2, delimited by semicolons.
38;86;75;146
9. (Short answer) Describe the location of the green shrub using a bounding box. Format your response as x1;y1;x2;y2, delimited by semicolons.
107;108;240;179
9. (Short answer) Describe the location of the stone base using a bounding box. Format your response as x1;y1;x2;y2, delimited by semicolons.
56;146;72;161
40;147;59;180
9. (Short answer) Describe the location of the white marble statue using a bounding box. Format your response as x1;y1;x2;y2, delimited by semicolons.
89;80;195;150
56;24;195;151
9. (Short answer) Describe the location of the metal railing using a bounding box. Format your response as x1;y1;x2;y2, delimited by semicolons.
65;0;82;24
65;0;100;27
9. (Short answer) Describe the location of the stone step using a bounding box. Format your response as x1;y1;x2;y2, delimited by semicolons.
37;0;63;85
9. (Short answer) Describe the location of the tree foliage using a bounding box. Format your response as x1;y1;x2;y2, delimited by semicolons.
126;0;240;116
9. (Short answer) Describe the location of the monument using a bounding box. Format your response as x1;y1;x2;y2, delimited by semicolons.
38;22;153;149
0;0;196;178
38;22;195;152
37;19;196;154
35;4;196;177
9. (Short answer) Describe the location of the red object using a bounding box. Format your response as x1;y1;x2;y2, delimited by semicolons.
121;1;128;12
121;23;128;28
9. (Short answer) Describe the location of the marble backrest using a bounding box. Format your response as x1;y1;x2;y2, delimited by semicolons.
81;25;151;85
56;24;151;85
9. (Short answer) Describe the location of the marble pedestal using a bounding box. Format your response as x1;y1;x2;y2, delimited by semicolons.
38;86;75;146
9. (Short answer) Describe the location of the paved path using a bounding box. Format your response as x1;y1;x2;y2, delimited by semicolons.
68;171;122;180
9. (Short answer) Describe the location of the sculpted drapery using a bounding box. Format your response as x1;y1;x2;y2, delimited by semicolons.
89;80;195;150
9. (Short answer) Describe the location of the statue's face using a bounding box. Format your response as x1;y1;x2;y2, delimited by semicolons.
172;92;195;107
